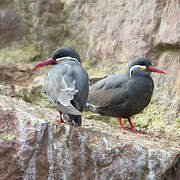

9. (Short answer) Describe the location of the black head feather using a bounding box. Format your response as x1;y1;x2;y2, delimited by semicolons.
52;47;81;63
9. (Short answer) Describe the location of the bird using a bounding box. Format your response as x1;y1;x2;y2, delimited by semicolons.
33;47;89;126
86;57;165;133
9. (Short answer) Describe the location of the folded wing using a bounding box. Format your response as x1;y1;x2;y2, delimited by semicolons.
44;63;82;115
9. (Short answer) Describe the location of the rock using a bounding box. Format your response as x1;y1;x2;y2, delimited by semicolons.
155;0;180;46
0;85;15;97
0;95;179;179
0;0;179;137
154;52;180;126
63;0;180;132
0;0;27;49
33;0;69;57
65;0;180;60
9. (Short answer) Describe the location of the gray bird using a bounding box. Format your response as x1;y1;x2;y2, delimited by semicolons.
33;47;89;126
86;57;165;133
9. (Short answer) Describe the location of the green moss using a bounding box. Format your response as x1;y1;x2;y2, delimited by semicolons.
151;43;180;60
83;60;108;78
0;133;15;140
168;114;180;133
17;86;52;108
132;102;167;129
84;111;119;126
156;43;180;53
175;115;180;128
0;44;41;64
127;97;174;132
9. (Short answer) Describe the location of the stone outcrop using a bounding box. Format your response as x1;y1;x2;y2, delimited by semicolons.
0;0;179;132
66;0;180;61
0;0;27;49
0;1;180;179
0;95;180;180
1;0;180;59
64;0;180;130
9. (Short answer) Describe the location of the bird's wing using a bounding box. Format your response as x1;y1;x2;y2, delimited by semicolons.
90;74;127;90
87;74;129;107
44;63;82;115
87;88;128;107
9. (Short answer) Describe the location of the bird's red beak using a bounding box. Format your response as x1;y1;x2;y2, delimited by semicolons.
33;58;56;69
146;65;166;74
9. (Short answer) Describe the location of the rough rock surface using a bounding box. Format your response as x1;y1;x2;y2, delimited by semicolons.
64;0;180;128
66;0;180;60
0;1;180;179
0;0;179;131
0;95;179;180
0;0;26;49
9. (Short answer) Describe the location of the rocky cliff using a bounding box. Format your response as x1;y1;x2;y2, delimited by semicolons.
0;1;180;179
0;0;179;133
0;95;180;180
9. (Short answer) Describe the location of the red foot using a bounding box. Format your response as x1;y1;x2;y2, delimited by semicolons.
56;118;65;123
130;127;143;134
56;112;77;126
56;112;65;123
127;117;143;134
118;117;126;130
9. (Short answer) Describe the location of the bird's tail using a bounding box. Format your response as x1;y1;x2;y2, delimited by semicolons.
62;114;82;126
55;102;82;116
84;103;99;113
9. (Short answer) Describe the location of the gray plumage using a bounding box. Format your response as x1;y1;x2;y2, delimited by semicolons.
86;57;154;118
44;59;89;117
35;47;89;126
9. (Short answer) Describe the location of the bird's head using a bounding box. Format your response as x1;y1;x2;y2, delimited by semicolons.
128;57;166;78
33;47;81;69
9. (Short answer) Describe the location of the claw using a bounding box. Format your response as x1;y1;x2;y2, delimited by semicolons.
128;117;144;134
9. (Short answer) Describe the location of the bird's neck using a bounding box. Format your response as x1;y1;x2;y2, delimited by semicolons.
56;57;81;64
131;74;154;91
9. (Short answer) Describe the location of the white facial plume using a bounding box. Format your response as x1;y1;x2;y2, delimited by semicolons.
129;65;146;78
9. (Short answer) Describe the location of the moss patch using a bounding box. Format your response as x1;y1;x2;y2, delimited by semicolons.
0;133;15;140
175;115;180;128
83;60;109;78
132;99;167;129
0;44;41;65
16;86;52;108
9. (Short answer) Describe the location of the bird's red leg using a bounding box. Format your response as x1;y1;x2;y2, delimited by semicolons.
118;116;126;130
127;117;142;134
58;112;64;123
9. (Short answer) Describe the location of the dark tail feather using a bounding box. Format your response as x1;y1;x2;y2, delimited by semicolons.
71;115;82;126
84;103;99;113
55;102;82;116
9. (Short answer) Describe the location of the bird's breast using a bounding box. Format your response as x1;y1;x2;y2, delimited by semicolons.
126;77;154;116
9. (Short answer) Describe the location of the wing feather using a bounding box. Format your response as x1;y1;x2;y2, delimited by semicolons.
87;88;128;107
44;63;81;115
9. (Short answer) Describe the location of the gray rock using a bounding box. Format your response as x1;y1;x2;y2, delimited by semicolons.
0;95;179;179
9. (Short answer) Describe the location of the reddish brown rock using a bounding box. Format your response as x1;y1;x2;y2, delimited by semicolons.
0;0;27;49
154;52;180;122
0;95;179;180
155;0;180;46
66;0;180;60
33;0;69;56
64;0;180;130
64;1;180;129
